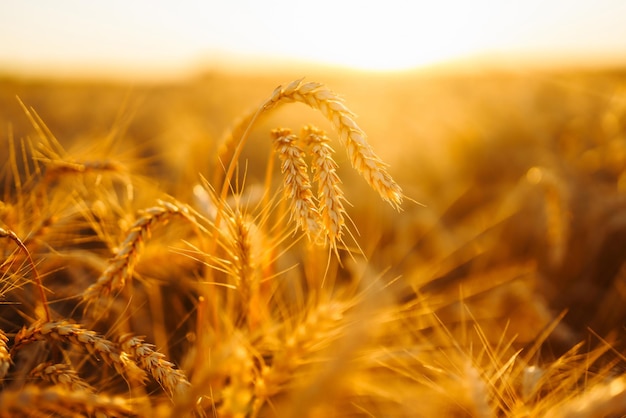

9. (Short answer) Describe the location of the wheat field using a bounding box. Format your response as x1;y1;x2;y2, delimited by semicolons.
1;67;626;417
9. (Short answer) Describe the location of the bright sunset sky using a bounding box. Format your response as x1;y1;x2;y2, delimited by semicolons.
2;1;626;79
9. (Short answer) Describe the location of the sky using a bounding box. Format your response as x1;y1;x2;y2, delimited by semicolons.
2;1;626;79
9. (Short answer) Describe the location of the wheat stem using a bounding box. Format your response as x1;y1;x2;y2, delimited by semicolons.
0;227;50;322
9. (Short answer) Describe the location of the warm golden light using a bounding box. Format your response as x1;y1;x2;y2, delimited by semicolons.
1;0;626;78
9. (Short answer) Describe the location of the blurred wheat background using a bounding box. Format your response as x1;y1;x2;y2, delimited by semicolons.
2;1;626;417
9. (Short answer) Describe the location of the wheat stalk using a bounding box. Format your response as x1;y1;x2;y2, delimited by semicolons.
13;320;147;384
29;362;95;392
0;227;50;322
82;199;198;307
216;79;403;236
118;333;191;398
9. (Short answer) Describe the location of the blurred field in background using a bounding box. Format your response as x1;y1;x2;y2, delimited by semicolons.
2;65;626;416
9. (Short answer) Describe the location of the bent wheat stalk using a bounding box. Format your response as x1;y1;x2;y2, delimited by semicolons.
0;227;50;322
264;79;403;208
216;79;403;233
82;199;199;307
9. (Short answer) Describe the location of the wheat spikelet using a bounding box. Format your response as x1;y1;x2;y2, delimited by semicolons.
222;209;267;330
82;199;198;306
13;320;147;384
0;384;136;417
0;330;11;380
263;79;403;209
271;128;321;240
303;125;347;248
29;362;95;392
118;333;191;398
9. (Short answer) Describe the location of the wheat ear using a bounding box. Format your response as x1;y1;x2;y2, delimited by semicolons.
13;320;147;384
263;79;403;209
118;333;191;398
0;330;11;380
303;125;347;248
0;227;50;322
216;79;402;215
223;209;265;329
271;128;321;240
0;384;136;417
29;362;95;392
82;199;197;306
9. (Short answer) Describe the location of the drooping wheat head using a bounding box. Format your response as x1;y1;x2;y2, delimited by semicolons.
216;79;403;216
262;79;403;209
12;320;147;385
81;199;200;309
118;333;191;398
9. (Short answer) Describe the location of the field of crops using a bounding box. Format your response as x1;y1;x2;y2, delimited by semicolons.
1;66;626;416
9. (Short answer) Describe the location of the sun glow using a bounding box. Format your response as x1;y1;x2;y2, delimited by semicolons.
1;0;626;78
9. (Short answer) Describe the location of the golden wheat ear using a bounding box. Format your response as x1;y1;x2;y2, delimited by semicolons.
12;321;147;384
216;79;404;210
271;127;322;241
118;333;191;399
263;79;404;209
29;362;96;392
81;199;199;310
302;125;348;249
